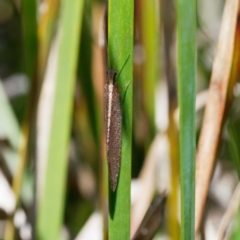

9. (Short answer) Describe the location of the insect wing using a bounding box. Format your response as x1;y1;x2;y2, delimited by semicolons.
104;84;122;191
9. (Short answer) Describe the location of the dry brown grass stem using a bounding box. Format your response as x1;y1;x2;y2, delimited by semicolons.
195;0;240;234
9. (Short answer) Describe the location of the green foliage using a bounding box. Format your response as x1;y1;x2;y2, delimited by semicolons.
141;0;160;139
231;206;240;240
37;1;85;239
176;0;197;238
0;81;20;173
1;0;240;239
108;0;133;239
21;0;37;79
228;117;240;179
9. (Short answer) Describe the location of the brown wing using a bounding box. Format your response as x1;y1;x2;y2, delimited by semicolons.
104;84;109;144
104;84;122;191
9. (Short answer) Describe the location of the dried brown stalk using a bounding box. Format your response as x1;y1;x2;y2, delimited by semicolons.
195;0;240;234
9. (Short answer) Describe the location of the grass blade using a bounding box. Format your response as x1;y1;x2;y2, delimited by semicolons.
37;1;85;239
4;0;38;238
161;0;180;238
217;183;240;239
0;81;21;160
141;0;160;140
78;5;101;154
21;0;37;79
38;0;60;82
176;0;196;239
228;118;240;179
231;203;240;240
108;0;133;239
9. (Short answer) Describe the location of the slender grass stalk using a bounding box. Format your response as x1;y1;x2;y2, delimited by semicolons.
4;0;38;238
0;81;21;168
5;125;30;239
216;183;240;239
167;112;180;240
231;207;240;240
141;0;160;140
225;15;240;112
37;1;85;239
21;0;37;79
228;119;240;178
78;7;100;149
108;0;133;239
38;0;60;82
176;0;196;239
226;17;240;178
161;0;180;238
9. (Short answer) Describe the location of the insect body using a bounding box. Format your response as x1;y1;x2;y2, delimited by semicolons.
104;70;122;191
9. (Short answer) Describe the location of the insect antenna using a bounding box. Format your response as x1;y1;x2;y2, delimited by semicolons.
103;6;112;70
104;3;131;73
112;27;131;71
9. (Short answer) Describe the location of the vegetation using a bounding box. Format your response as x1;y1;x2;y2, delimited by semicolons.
0;0;239;239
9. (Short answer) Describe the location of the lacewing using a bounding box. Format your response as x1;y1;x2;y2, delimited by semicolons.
104;21;130;191
104;70;122;191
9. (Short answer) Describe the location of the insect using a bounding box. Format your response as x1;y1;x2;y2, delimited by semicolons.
104;69;122;192
103;21;131;191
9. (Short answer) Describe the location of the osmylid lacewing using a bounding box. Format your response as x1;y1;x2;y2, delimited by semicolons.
104;25;130;192
104;70;122;192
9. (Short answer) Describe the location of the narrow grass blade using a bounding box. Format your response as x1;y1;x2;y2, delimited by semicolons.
228;118;240;179
167;113;180;240
225;13;240;113
176;0;196;239
108;0;133;239
217;183;240;239
21;0;37;79
231;207;240;240
161;0;180;238
38;0;60;82
141;0;160;140
78;6;100;147
4;1;38;238
37;1;85;239
0;81;21;157
195;0;240;233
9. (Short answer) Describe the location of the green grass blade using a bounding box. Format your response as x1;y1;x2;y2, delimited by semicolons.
21;0;37;79
0;81;22;179
0;81;21;153
37;1;85;239
38;0;60;82
108;0;133;239
176;0;196;239
231;206;240;240
78;6;100;147
141;0;160;140
228;118;240;179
